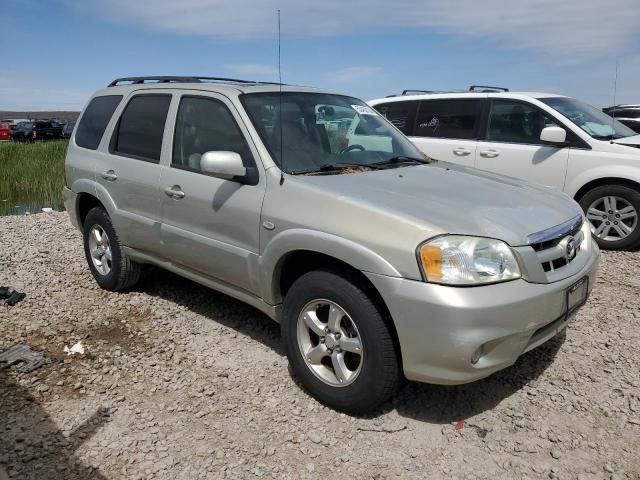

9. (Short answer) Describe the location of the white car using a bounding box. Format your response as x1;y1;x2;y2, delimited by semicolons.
369;86;640;250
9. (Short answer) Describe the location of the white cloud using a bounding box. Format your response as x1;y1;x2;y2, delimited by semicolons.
0;73;90;111
82;0;640;60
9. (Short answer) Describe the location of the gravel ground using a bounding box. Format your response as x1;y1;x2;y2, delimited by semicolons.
1;212;639;480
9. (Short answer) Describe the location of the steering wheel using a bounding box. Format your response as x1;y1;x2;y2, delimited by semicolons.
339;144;365;155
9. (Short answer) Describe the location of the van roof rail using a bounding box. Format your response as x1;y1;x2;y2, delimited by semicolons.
401;89;439;95
469;85;509;92
393;85;510;97
107;76;281;87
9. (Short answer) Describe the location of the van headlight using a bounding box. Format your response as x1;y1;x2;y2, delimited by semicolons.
418;236;521;285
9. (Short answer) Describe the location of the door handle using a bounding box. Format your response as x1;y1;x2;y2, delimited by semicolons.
101;170;117;181
164;186;185;199
453;148;471;156
479;149;499;158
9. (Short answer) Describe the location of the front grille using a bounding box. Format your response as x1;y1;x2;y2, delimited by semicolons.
527;215;584;279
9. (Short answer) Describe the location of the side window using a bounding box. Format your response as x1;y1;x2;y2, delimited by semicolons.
374;101;418;135
76;95;122;150
486;99;557;144
172;96;252;172
414;100;481;139
112;94;171;162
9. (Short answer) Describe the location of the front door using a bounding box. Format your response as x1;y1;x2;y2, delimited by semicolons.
475;99;569;189
159;93;266;294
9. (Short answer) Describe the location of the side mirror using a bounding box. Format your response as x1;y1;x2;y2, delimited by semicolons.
540;126;567;144
200;151;246;181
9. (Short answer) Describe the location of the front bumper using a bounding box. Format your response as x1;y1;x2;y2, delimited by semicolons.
365;244;599;385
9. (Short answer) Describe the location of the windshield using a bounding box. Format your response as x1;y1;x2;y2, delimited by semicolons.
540;97;636;140
241;92;425;173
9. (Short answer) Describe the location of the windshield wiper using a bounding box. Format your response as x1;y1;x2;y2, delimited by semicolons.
370;156;429;167
291;163;384;175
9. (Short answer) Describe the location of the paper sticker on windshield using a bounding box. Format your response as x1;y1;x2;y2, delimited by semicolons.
352;105;378;116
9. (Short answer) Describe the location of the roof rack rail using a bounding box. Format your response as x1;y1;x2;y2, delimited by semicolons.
469;85;509;92
107;76;281;87
402;89;439;95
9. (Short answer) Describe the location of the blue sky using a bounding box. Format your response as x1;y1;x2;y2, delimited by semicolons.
1;0;639;111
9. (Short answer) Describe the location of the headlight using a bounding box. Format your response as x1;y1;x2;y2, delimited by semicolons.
418;235;521;285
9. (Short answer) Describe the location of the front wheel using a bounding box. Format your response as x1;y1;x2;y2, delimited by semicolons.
580;184;640;250
282;270;401;414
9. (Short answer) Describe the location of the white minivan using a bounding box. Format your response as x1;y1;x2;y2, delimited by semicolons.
369;87;640;250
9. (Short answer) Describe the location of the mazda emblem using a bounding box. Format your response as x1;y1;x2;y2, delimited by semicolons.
565;236;576;260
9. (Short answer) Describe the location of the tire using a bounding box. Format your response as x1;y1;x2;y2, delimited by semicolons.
282;270;401;414
579;184;640;250
82;207;141;291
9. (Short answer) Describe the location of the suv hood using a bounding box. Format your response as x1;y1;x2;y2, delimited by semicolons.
298;162;582;246
612;134;640;147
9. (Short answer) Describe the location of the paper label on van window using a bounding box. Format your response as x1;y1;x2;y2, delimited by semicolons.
352;105;378;116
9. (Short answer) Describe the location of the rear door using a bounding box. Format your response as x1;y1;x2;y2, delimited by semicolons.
408;98;484;167
94;91;171;254
158;91;266;294
475;98;568;189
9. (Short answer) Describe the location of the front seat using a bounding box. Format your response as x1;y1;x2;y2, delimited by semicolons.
272;102;318;172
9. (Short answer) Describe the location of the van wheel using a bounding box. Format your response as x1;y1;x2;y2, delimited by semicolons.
82;207;141;291
282;270;401;414
580;184;640;250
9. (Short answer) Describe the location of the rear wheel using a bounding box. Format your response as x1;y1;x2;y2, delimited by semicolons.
579;184;640;250
82;207;141;291
282;270;401;413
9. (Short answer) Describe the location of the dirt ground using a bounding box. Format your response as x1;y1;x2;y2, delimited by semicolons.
1;212;639;480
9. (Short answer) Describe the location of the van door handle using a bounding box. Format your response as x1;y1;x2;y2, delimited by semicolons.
101;170;117;181
453;148;471;156
164;186;185;199
479;149;499;158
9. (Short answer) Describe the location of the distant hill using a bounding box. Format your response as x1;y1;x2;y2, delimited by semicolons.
0;111;80;123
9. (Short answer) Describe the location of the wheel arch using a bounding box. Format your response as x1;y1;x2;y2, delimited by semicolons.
573;177;640;202
274;249;403;371
72;180;118;227
260;229;401;305
76;192;103;226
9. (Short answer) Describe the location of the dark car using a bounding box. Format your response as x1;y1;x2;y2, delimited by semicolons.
62;121;76;138
603;105;640;134
11;120;64;142
10;122;35;142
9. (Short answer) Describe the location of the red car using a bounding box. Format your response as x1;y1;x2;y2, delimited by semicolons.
0;123;11;141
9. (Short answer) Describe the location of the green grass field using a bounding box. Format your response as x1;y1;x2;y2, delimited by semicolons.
0;140;68;216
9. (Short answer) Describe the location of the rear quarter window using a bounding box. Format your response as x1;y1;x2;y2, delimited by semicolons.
76;95;123;150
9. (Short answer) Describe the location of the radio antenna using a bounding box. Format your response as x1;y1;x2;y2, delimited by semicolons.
610;57;619;142
278;9;285;185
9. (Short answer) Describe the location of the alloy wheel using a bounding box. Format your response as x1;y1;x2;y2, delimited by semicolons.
586;196;638;241
296;299;363;387
88;225;112;275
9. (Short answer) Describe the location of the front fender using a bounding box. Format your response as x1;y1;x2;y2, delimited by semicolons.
566;165;640;199
259;228;401;304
